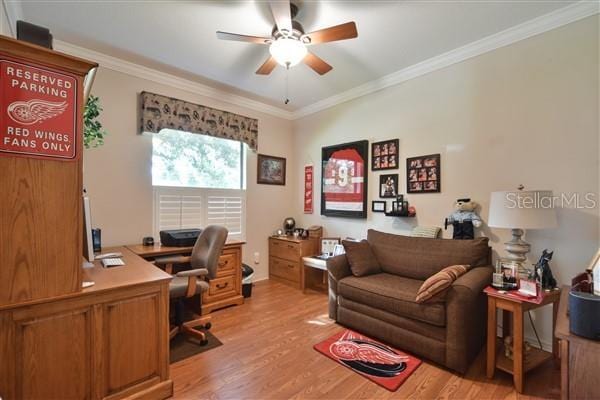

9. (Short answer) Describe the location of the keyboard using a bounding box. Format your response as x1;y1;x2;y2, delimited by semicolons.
101;258;125;268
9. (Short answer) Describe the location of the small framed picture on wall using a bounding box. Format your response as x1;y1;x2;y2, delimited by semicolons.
372;139;399;171
379;174;398;198
257;154;286;185
406;154;440;193
372;201;386;213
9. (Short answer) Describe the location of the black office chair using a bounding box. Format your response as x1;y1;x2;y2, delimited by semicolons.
156;225;228;345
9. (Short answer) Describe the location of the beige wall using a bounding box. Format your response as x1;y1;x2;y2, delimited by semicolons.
292;16;599;347
83;67;294;281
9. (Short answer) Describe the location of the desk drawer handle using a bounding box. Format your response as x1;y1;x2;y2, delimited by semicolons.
216;282;229;290
273;241;280;246
287;245;295;249
287;264;295;268
218;260;229;267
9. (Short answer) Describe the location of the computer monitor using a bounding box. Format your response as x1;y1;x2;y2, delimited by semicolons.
82;195;95;268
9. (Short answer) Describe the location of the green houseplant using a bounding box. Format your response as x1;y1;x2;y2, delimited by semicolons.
83;95;108;149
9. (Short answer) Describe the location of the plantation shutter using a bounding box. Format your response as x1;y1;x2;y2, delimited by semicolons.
153;187;245;241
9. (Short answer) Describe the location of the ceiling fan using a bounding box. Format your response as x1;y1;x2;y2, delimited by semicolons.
216;1;358;76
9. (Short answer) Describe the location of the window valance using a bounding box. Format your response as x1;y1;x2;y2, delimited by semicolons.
139;91;258;151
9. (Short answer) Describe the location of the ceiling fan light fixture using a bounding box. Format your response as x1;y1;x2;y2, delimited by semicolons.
269;37;307;67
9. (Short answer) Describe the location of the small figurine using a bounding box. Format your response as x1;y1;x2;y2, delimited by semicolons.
534;249;557;290
445;198;482;240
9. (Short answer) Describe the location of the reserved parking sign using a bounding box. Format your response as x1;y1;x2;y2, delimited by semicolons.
0;59;78;160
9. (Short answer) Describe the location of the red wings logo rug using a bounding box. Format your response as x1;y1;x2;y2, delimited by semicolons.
314;329;422;391
7;99;68;125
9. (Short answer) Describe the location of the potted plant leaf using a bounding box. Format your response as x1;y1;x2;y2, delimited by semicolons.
83;95;108;148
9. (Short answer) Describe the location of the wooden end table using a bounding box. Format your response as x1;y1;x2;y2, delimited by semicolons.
485;286;561;393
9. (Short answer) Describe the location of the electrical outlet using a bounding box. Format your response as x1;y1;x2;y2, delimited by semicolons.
254;252;260;264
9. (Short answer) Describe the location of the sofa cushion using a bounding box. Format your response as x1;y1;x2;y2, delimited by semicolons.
367;229;490;280
416;265;469;303
342;240;382;277
338;273;446;327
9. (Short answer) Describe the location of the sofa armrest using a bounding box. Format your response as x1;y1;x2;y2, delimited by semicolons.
327;255;352;319
445;265;493;373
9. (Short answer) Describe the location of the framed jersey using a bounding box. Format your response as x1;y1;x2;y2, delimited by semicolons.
321;140;369;218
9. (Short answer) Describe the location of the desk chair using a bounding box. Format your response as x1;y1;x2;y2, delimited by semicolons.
156;225;228;345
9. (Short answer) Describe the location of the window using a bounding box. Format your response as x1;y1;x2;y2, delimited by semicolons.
151;129;246;240
152;129;244;189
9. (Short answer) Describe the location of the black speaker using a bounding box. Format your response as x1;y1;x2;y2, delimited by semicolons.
16;21;53;49
91;228;102;253
569;290;600;340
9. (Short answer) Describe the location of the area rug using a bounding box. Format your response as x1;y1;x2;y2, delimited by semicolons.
170;329;222;364
314;329;422;391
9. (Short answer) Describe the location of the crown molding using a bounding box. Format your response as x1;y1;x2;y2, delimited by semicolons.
292;1;599;119
53;40;295;120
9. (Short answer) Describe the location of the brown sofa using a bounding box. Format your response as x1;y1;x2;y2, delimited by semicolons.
327;229;493;374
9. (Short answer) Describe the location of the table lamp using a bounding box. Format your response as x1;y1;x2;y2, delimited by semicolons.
488;189;557;266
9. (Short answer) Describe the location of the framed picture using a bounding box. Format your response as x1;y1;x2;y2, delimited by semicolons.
321;140;369;219
372;139;399;171
406;153;440;193
321;237;341;256
497;259;519;289
257;154;286;185
372;200;386;213
379;173;398;198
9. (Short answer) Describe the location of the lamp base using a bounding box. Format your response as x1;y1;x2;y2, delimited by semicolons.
504;229;531;275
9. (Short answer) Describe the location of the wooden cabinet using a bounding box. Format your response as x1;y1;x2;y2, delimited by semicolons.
269;236;319;289
0;248;173;400
555;287;600;400
202;243;244;313
0;36;96;307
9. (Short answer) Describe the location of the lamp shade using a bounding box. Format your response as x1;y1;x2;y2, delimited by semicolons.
488;190;557;229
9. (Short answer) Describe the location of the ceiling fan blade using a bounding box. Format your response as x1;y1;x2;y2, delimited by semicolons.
256;56;278;75
216;31;271;44
269;1;292;35
305;22;358;44
303;52;332;75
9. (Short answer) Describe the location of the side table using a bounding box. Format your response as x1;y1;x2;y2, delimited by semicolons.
485;286;561;393
301;256;328;293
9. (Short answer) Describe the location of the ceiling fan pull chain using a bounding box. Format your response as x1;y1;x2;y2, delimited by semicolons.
284;65;290;105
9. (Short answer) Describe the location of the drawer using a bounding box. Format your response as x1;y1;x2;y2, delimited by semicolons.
207;275;236;299
270;257;300;282
269;239;300;261
217;251;238;277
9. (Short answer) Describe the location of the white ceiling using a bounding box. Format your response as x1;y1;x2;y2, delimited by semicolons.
18;0;580;112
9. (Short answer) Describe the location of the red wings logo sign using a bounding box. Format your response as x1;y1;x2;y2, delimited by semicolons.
7;99;68;125
0;59;77;160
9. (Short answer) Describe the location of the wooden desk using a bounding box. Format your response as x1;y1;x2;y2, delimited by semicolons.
555;286;600;400
0;247;173;400
127;241;245;313
485;287;561;393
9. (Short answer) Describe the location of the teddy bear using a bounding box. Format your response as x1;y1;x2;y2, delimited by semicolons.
444;198;482;240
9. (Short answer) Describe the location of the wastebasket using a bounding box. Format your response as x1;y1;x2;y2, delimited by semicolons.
241;263;254;298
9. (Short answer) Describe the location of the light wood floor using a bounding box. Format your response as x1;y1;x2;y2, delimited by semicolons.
171;280;560;399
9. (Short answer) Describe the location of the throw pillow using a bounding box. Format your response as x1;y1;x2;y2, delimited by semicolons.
342;240;382;277
415;265;470;303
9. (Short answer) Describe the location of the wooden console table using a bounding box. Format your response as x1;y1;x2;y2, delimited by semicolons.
555;286;600;400
485;286;561;393
127;241;245;313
